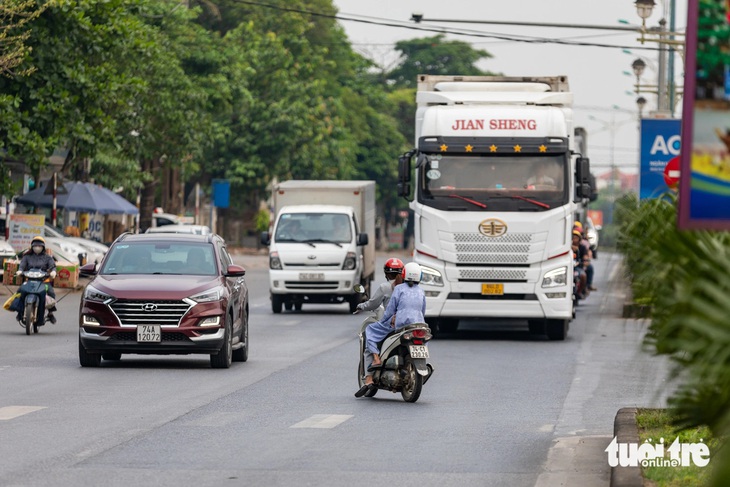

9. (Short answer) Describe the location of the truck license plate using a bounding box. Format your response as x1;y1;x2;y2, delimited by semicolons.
409;345;429;358
137;325;161;342
481;283;504;295
299;273;324;281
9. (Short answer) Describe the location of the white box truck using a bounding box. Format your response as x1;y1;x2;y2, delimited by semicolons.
397;75;592;339
261;180;376;313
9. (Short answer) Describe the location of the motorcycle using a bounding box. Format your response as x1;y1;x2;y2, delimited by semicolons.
353;284;434;403
17;268;53;335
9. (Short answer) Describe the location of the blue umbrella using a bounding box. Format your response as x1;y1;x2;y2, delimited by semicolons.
16;181;139;215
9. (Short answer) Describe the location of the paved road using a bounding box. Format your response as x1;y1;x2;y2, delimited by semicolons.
0;251;672;487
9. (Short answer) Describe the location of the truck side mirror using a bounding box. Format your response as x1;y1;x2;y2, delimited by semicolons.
397;182;411;198
260;231;270;246
575;157;590;185
398;152;413;184
357;233;369;246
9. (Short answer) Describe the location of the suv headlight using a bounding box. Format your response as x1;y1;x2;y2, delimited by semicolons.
189;288;221;303
83;285;113;303
542;267;567;288
419;265;444;287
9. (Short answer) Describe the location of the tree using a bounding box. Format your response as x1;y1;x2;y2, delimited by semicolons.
386;35;494;88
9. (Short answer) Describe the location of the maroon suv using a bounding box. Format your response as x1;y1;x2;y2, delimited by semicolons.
78;233;249;368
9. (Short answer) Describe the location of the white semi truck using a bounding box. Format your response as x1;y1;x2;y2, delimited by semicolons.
261;180;376;313
397;75;592;340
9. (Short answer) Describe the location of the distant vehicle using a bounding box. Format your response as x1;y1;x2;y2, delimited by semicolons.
145;224;211;235
152;212;183;228
77;232;249;368
43;224;108;264
585;217;600;259
0;239;15;271
0;215;88;266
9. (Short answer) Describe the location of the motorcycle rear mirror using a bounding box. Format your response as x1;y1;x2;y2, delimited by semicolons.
353;284;366;294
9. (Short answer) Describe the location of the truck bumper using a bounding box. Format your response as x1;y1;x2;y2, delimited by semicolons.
423;282;573;320
269;269;360;295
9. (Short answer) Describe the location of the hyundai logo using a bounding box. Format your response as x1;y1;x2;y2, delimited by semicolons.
142;303;158;312
478;218;508;237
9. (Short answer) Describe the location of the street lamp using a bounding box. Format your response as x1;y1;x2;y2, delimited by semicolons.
634;0;656;25
631;58;646;79
636;96;647;119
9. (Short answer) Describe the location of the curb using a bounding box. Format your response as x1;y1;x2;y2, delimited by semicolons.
610;407;644;487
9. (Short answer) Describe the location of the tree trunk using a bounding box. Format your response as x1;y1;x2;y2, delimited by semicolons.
139;158;158;231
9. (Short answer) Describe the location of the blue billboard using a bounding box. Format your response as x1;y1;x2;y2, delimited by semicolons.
640;118;681;200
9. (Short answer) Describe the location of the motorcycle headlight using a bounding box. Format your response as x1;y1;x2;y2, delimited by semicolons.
542;267;568;288
419;265;444;287
83;285;113;303
189;288;221;303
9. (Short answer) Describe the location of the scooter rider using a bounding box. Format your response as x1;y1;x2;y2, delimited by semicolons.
16;236;57;324
355;258;404;313
355;262;426;397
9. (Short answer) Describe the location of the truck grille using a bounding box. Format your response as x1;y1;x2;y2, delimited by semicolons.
453;233;533;243
285;281;339;290
452;232;536;265
109;300;191;327
458;269;528;281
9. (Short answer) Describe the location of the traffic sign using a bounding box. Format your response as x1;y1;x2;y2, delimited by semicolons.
663;156;680;188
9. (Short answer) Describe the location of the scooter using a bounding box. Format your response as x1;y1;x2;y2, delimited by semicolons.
353;284;434;403
17;268;53;335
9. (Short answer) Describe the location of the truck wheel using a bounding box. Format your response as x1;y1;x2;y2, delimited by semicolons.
284;302;293;311
294;302;302;311
271;295;283;314
546;319;569;341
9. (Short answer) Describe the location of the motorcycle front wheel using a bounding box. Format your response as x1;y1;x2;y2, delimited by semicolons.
401;357;423;403
24;303;34;335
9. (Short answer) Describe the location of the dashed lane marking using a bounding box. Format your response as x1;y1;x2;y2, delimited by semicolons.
0;406;46;420
290;414;353;429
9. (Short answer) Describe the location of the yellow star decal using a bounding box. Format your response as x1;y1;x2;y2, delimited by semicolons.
513;145;522;153
489;145;498;152
538;145;547;153
465;144;474;152
440;144;448;152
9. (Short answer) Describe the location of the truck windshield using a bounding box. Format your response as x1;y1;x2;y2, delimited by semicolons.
275;213;352;243
419;154;569;211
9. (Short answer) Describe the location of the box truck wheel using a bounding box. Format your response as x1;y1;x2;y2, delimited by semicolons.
285;302;293;311
271;294;283;314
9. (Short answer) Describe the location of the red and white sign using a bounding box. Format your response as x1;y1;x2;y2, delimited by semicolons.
663;156;680;188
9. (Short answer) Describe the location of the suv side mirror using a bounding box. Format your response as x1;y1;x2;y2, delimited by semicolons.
79;263;97;277
225;264;246;277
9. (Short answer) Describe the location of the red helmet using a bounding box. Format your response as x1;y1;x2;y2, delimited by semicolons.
384;258;405;275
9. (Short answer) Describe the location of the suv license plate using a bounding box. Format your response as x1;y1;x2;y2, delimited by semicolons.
137;325;161;343
481;283;504;295
299;273;324;281
409;345;429;359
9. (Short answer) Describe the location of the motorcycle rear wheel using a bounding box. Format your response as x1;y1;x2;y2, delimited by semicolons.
401;357;423;403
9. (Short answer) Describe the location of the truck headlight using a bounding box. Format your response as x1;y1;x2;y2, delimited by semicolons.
269;251;282;270
419;265;444;287
343;252;356;270
542;267;567;288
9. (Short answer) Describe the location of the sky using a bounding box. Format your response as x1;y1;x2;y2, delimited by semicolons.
332;0;689;175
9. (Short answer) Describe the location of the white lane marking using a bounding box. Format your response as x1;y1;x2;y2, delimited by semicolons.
290;414;353;429
0;406;46;420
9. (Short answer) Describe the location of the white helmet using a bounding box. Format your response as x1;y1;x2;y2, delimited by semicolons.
402;262;422;283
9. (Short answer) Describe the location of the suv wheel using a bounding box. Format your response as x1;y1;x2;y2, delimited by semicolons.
79;338;102;367
233;311;248;363
210;318;232;368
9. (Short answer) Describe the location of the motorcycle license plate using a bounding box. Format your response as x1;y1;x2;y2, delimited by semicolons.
481;283;504;295
409;345;429;359
299;273;324;281
137;325;161;342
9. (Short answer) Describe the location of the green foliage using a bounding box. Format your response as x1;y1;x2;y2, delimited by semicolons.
617;193;730;487
254;207;270;234
387;35;494;88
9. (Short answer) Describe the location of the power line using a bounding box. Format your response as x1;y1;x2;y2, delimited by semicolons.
230;0;668;52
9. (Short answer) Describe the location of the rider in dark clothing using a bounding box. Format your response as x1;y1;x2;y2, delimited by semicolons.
16;236;57;323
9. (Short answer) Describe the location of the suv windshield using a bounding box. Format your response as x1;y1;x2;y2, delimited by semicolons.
101;242;217;275
419;154;568;211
